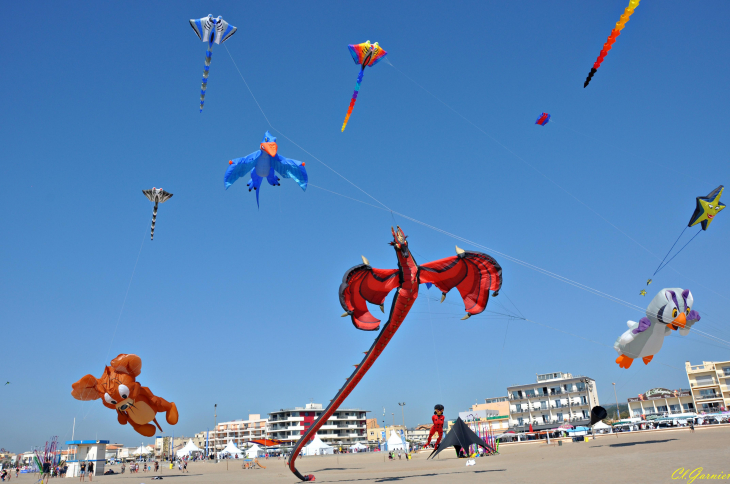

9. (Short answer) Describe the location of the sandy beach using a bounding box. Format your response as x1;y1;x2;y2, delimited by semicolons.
11;426;728;484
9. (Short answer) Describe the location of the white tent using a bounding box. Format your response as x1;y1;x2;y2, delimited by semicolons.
349;442;368;452
217;441;243;458
592;421;612;432
245;444;264;458
132;445;154;456
303;435;334;456
386;430;409;452
176;439;202;457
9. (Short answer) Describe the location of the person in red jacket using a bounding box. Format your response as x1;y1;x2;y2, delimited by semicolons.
426;404;445;448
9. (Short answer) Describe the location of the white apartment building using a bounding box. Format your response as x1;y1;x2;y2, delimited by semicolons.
268;403;368;447
685;360;730;412
209;414;268;452
626;388;694;417
508;372;599;431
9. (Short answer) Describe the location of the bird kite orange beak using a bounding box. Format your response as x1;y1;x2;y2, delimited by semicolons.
670;312;687;330
260;142;278;157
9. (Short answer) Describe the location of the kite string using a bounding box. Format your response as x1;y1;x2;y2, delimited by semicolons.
223;44;393;213
383;59;658;261
654;228;702;276
652;226;687;276
224;46;730;339
103;209;149;365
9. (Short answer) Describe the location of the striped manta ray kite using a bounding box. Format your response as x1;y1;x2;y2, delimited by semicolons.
142;188;173;240
341;40;387;132
189;15;237;112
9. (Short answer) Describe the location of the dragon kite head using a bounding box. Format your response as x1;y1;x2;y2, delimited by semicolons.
389;226;411;259
260;131;278;157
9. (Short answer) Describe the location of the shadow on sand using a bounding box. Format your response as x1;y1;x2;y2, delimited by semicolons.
591;438;677;449
316;468;505;482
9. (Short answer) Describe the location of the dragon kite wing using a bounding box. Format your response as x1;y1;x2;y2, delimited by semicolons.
419;248;502;318
224;151;262;189
273;154;308;191
339;262;400;331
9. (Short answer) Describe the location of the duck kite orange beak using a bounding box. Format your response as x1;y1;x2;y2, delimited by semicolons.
670;312;687;330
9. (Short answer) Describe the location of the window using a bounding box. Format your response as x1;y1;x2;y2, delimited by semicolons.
525;389;536;397
554;400;562;408
542;415;549;423
582;410;589;419
517;417;524;426
580;396;587;405
576;382;586;391
669;404;680;413
540;401;548;410
699;389;717;397
557;412;563;422
695;375;715;385
656;405;668;412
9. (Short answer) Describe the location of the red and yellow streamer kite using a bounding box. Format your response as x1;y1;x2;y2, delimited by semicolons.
584;0;640;88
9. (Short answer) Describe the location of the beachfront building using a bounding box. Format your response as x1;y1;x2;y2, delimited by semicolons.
268;403;368;447
626;388;694;417
472;396;510;416
367;425;407;445
685;360;730;412
507;372;599;431
211;414;268;453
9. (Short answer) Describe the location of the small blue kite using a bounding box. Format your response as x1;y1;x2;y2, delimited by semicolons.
224;131;308;207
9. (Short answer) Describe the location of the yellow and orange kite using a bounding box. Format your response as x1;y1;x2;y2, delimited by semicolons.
584;0;640;88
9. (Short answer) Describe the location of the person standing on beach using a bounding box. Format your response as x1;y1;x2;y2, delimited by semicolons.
79;461;86;481
689;420;695;432
87;461;93;481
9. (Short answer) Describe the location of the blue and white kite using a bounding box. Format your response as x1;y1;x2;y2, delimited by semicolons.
224;131;308;207
189;14;237;112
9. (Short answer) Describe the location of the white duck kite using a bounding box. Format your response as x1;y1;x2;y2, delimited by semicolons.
615;288;700;368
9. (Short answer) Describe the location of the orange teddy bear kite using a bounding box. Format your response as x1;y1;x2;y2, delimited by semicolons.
71;354;179;437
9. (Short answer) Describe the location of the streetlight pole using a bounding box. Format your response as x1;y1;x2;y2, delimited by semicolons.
398;402;406;429
612;383;619;420
214;404;218;463
392;413;395;427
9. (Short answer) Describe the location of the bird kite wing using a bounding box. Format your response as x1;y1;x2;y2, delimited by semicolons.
273;154;308;190
419;250;502;316
224;151;262;189
339;264;400;331
584;0;639;87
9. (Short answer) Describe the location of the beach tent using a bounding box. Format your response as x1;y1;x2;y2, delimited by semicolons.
303;435;334;456
217;441;243;458
176;439;202;457
386;430;409;452
349;442;368;452
245;444;264;458
133;445;153;456
593;421;611;430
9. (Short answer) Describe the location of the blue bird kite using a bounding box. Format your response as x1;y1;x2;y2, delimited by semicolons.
189;14;237;112
224;131;308;207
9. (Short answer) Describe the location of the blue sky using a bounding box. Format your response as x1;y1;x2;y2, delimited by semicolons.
1;0;729;451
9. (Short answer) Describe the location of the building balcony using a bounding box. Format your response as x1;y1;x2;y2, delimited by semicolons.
688;364;715;372
695;394;723;401
691;382;719;389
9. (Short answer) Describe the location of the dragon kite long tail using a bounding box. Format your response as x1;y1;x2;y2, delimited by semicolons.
200;41;213;112
287;226;502;481
584;0;640;88
341;68;365;132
